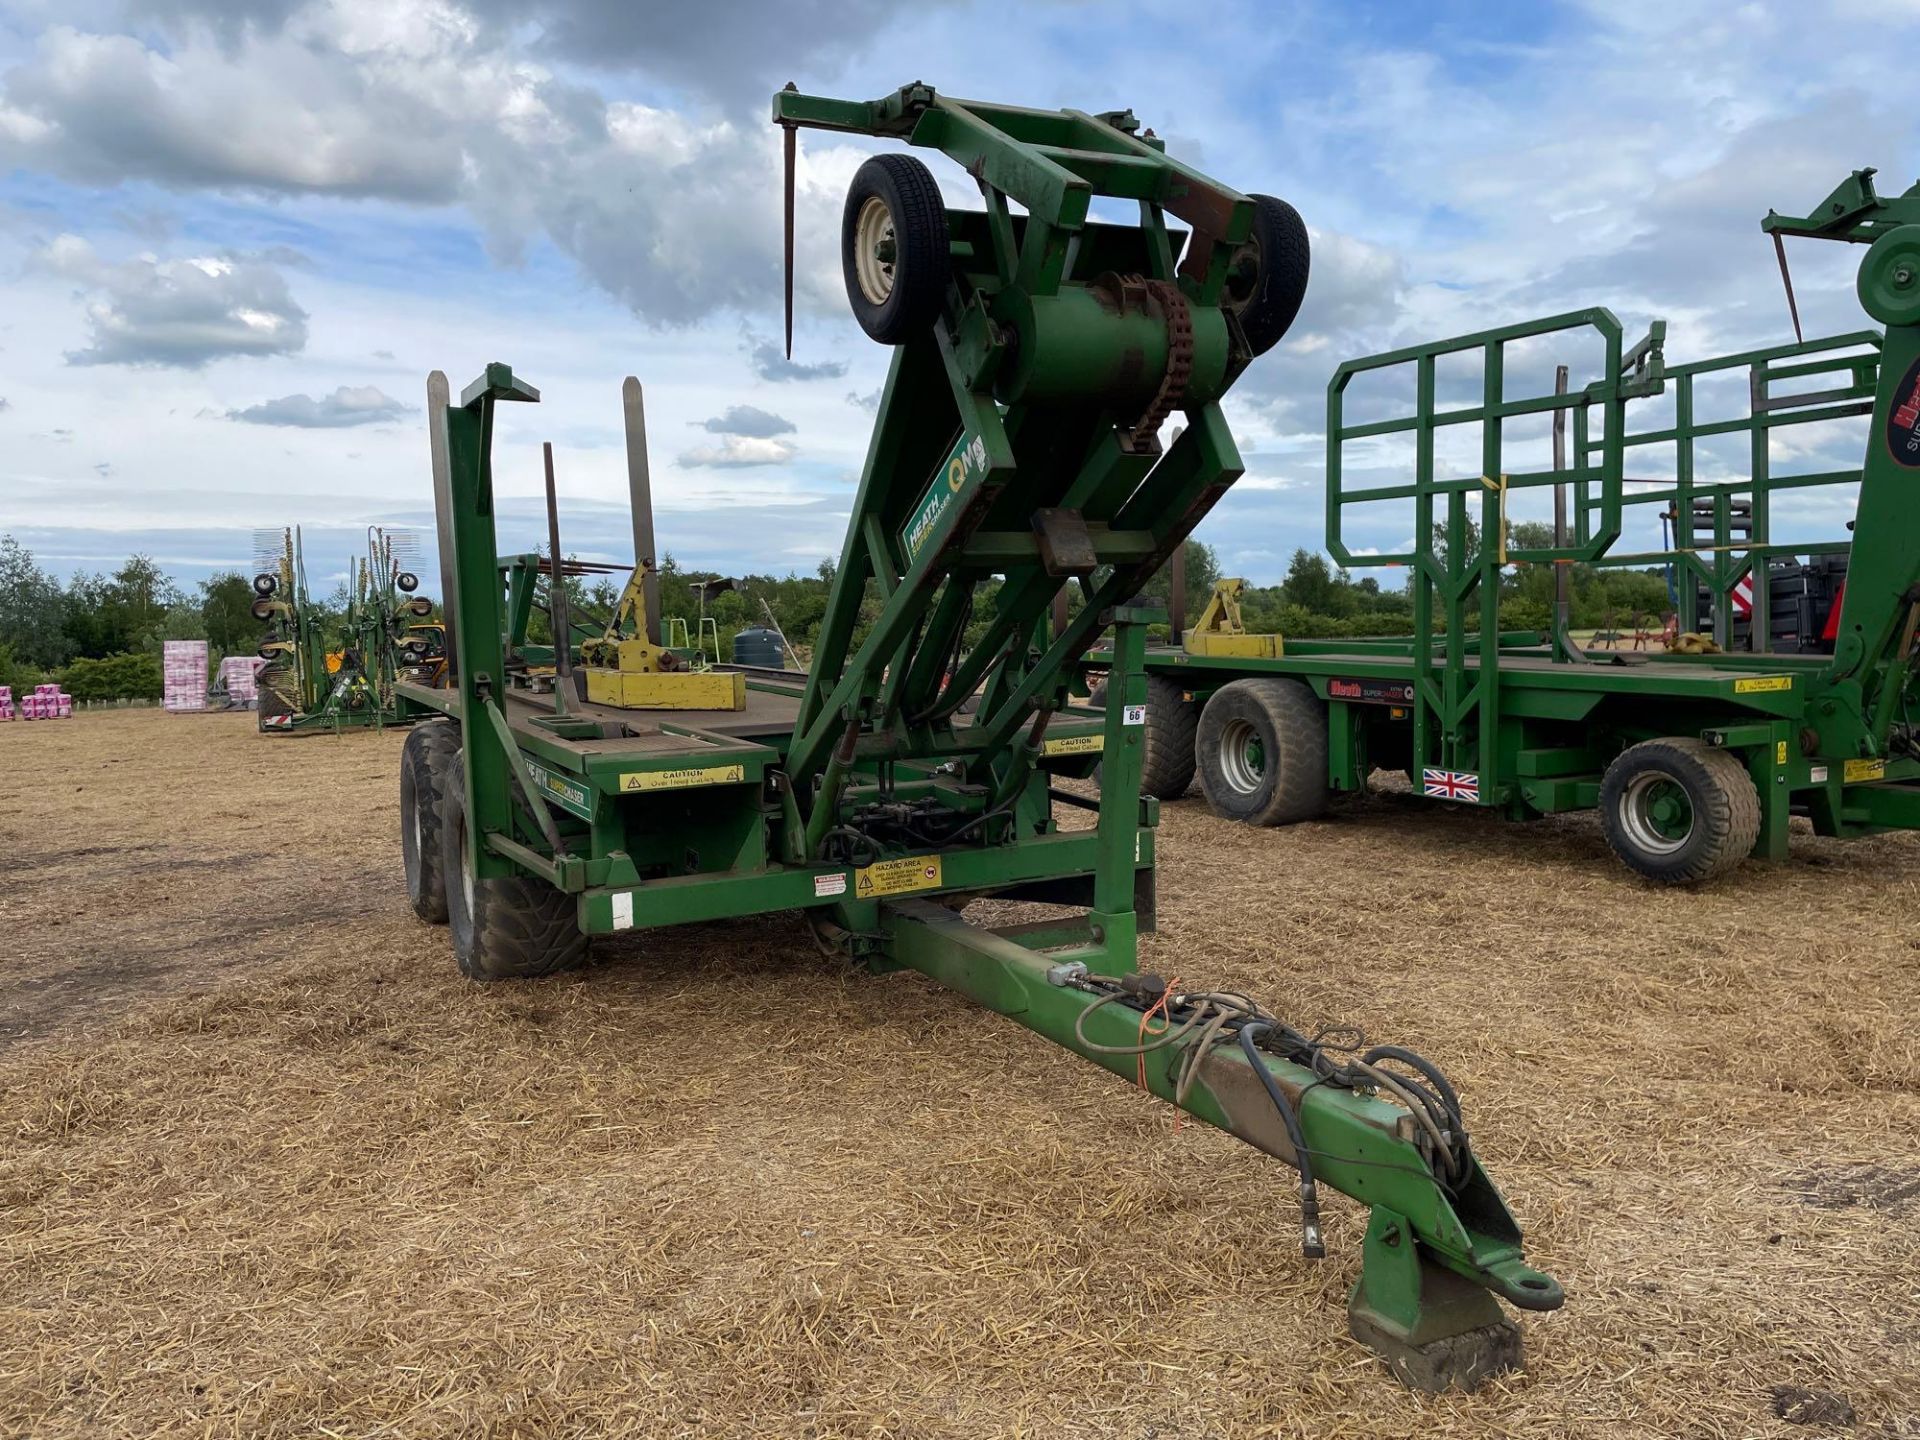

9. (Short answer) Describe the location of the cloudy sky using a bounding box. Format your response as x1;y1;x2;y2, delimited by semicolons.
0;0;1915;596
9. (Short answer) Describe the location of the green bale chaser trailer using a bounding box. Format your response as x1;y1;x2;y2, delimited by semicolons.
1106;171;1920;884
393;84;1563;1390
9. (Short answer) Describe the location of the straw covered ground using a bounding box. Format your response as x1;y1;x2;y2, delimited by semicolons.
1;708;1916;1438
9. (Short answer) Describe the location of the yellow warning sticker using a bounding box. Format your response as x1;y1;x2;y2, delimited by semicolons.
1734;675;1793;694
619;763;747;793
1776;741;1789;766
854;855;943;900
1844;758;1887;783
1042;733;1104;757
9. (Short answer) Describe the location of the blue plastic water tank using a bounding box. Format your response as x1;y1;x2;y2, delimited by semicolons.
732;627;786;668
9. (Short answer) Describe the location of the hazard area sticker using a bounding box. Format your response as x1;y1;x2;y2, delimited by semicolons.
854;855;943;899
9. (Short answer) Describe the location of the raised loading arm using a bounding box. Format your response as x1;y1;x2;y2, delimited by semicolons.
760;82;1562;1390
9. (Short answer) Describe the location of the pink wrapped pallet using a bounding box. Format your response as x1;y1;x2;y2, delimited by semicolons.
162;640;210;712
56;695;72;718
217;655;264;705
20;695;39;720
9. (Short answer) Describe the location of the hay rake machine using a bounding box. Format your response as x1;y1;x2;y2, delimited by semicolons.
253;526;435;734
393;83;1561;1389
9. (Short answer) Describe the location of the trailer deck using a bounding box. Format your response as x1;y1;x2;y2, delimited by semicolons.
399;676;1102;762
1148;643;1819;702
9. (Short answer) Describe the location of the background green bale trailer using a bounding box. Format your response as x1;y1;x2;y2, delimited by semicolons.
392;83;1563;1390
1100;171;1920;884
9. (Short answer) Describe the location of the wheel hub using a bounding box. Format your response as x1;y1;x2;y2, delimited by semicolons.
1620;772;1694;854
854;196;897;305
1219;717;1267;794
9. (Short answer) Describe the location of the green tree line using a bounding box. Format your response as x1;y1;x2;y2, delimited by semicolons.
1;524;1679;704
1236;522;1672;641
0;535;261;700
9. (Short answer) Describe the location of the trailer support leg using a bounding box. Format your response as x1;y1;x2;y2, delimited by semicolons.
1348;1207;1522;1392
1089;609;1150;973
1747;731;1793;861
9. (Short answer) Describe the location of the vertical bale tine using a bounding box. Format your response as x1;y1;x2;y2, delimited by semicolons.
1773;233;1804;345
543;441;575;711
784;120;798;359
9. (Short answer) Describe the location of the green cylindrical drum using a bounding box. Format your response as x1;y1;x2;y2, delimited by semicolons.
993;281;1231;410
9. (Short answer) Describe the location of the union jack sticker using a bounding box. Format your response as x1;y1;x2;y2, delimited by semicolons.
1422;768;1480;803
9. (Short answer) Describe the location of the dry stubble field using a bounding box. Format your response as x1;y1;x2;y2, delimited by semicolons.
1;708;1916;1439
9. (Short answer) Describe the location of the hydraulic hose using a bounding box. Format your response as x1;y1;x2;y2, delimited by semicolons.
1239;1021;1325;1259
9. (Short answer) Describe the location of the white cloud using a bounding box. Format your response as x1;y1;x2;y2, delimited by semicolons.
747;338;850;382
35;234;308;368
2;24;459;199
699;404;795;438
0;5;870;326
677;435;797;468
229;385;410;427
129;0;932;105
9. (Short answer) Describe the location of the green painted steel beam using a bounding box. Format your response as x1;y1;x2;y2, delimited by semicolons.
958;525;1159;567
880;898;1561;1314
916;103;1091;231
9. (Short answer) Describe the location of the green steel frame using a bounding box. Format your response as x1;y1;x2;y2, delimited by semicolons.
396;83;1562;1389
1117;172;1920;864
1325;307;1666;794
1571;331;1881;651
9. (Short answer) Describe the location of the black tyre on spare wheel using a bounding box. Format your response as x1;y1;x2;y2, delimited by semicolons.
400;718;459;924
1224;194;1311;358
1599;737;1760;885
841;154;950;345
439;750;590;980
1089;674;1197;799
1196;678;1329;826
